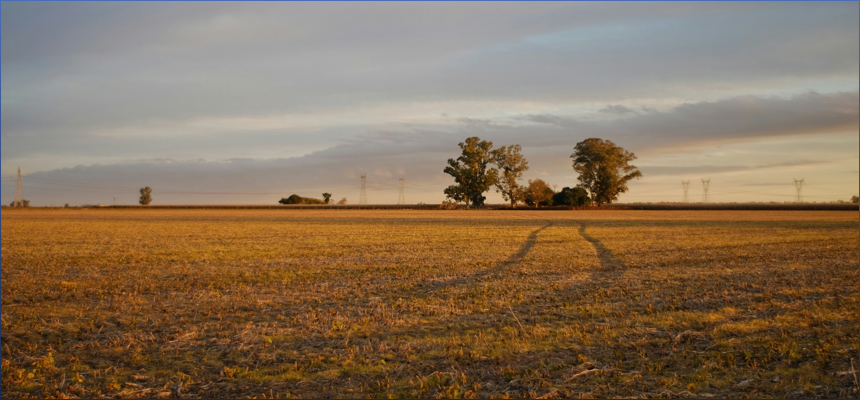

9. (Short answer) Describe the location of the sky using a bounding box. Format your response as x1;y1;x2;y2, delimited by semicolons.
1;1;857;206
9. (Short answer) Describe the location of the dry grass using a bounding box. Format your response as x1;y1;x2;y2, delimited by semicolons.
1;209;857;399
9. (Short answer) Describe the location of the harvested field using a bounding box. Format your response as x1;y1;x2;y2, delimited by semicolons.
1;209;858;399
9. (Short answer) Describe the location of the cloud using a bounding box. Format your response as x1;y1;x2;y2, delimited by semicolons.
640;159;829;176
599;105;635;115
516;91;858;151
2;2;858;170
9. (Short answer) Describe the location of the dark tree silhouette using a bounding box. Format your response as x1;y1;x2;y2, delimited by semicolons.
139;187;153;205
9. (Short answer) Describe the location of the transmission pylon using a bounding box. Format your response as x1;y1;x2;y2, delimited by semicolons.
13;167;24;207
681;180;690;203
359;174;367;204
397;177;406;204
701;179;710;203
793;178;805;203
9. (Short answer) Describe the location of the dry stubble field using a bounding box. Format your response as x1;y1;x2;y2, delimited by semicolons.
1;209;858;399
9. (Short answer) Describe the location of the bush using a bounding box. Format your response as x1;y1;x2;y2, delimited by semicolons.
438;199;458;210
279;194;325;205
9;200;30;207
553;187;592;207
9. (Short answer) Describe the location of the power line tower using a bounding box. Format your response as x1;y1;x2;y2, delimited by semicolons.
793;178;805;203
359;174;367;204
681;180;690;203
397;176;406;204
13;167;24;207
701;178;710;203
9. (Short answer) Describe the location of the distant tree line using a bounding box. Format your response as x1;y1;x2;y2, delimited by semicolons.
443;137;641;208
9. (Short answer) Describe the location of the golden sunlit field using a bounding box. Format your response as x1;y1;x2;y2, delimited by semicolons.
1;209;858;399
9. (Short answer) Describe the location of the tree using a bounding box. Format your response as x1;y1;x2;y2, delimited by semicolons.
851;195;859;204
279;194;304;204
571;138;642;205
322;193;332;204
553;186;592;207
9;199;30;207
492;144;529;208
443;137;498;208
279;194;325;204
524;179;554;207
337;197;347;205
139;187;153;205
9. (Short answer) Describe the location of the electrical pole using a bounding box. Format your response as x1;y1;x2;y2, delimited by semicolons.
14;167;24;207
701;179;710;203
359;174;367;204
397;177;405;204
793;178;805;203
681;180;690;203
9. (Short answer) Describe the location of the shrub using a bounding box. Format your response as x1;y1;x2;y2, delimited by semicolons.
279;194;325;205
553;186;592;207
438;199;459;210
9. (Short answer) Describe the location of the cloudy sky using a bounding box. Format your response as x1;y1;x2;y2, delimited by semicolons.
2;1;857;205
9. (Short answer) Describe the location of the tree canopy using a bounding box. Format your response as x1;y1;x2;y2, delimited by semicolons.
571;138;642;205
139;187;153;205
524;179;554;207
492;144;529;208
553;186;591;207
443;137;498;208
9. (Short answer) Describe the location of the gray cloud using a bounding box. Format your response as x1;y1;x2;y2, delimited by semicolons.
599;105;636;115
519;91;858;150
640;159;829;176
2;2;858;163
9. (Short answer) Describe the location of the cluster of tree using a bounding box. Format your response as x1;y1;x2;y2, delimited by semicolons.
443;137;641;208
521;181;592;207
279;193;347;205
9;199;30;207
279;194;326;205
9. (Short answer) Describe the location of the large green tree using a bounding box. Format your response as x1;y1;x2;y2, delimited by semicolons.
492;144;529;208
570;138;642;205
443;137;498;208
